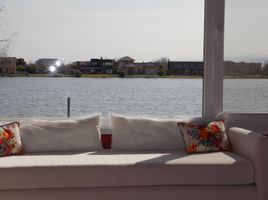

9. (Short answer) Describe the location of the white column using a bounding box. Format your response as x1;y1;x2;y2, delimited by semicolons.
203;0;225;117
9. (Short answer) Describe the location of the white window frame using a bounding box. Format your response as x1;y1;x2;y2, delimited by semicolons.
203;0;268;133
203;0;225;117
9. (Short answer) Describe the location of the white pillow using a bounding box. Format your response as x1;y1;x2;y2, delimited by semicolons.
111;115;185;150
183;112;229;124
20;115;101;153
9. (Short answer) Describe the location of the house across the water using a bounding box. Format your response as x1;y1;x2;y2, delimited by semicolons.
167;61;204;76
75;58;114;74
0;57;17;74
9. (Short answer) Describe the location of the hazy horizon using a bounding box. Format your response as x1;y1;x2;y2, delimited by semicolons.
2;0;268;64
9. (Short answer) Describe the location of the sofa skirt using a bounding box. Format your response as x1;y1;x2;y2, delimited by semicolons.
0;185;257;200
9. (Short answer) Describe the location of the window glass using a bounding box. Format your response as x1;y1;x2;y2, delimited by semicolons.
0;0;204;118
224;0;268;112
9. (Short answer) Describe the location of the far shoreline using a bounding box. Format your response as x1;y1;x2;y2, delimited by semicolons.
1;74;268;79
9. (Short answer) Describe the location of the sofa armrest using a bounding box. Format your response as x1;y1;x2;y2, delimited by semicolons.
228;127;268;200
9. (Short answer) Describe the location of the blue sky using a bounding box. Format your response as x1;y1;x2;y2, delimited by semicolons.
2;0;268;63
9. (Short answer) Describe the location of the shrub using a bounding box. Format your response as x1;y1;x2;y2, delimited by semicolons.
263;64;268;75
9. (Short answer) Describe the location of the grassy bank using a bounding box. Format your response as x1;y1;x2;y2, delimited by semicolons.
2;74;268;79
105;74;203;78
6;74;203;79
224;75;268;79
9;74;74;78
81;74;119;78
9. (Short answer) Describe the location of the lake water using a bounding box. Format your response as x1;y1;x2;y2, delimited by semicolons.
0;77;267;118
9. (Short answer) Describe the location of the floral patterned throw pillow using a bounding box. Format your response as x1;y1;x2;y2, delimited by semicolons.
178;120;229;154
0;122;23;157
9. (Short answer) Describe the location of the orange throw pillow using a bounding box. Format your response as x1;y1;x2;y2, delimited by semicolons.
178;120;229;154
0;122;23;157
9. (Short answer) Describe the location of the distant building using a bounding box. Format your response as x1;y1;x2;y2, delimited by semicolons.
135;62;160;75
35;58;59;73
36;58;58;68
90;58;114;74
75;58;114;74
74;61;91;73
167;61;204;76
117;57;161;75
117;56;137;75
0;57;17;74
224;61;262;75
118;56;135;66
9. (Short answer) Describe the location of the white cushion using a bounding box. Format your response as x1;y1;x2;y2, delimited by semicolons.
0;150;254;189
111;115;184;150
185;112;229;123
20;115;101;153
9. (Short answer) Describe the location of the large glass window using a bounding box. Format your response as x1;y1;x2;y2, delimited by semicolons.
224;0;268;112
0;0;204;118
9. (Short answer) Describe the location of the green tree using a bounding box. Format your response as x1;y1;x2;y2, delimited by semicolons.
157;68;167;76
119;72;125;78
155;57;169;66
16;65;25;72
36;65;48;74
27;65;37;74
263;63;268;75
72;69;82;77
155;57;169;76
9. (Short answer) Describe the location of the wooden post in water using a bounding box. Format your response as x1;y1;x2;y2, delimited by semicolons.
67;97;71;118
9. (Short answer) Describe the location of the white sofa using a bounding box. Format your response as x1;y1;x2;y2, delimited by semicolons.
0;116;267;200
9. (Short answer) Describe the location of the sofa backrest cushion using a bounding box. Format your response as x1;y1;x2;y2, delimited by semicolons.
184;112;229;124
20;115;101;153
111;115;184;150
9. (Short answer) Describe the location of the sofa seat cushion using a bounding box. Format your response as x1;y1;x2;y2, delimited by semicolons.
0;151;254;190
